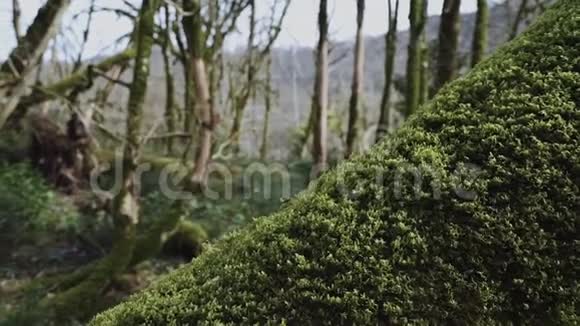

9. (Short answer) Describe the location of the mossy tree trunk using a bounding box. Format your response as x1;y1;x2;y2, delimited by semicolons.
179;6;196;140
471;0;489;67
162;4;177;155
419;39;429;105
207;0;222;115
260;54;273;160
98;0;159;287
435;0;461;91
33;0;159;320
345;0;365;158
376;0;399;142
183;63;195;137
0;0;71;130
405;0;427;118
312;0;329;176
419;0;429;105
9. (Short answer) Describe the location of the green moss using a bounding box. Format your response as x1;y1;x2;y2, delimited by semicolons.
92;1;580;325
34;226;137;322
130;199;187;266
163;221;208;260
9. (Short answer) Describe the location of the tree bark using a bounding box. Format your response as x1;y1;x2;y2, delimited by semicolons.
510;0;530;40
471;0;489;67
7;49;135;127
419;29;429;105
1;0;70;76
376;0;399;142
345;0;365;158
260;55;273;160
0;0;71;130
405;0;427;118
183;0;216;190
34;0;159;320
12;0;22;44
312;0;329;176
162;5;177;155
298;101;315;158
229;0;256;152
228;0;290;154
435;0;461;91
111;0;158;261
179;6;196;137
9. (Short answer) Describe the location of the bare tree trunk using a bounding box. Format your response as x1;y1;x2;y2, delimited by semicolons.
229;0;256;152
12;0;21;44
405;0;427;118
345;0;365;159
471;0;489;66
419;33;429;105
71;0;95;74
207;0;223;115
510;0;530;40
298;102;315;158
162;5;177;155
435;0;461;91
190;67;214;188
183;0;217;189
260;55;273;160
376;0;399;142
312;0;329;176
0;0;71;130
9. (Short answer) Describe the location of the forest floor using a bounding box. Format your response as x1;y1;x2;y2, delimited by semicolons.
0;235;182;319
0;158;313;323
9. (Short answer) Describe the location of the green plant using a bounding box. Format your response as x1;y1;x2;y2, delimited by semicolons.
92;1;579;325
0;130;29;164
0;163;80;243
162;220;208;260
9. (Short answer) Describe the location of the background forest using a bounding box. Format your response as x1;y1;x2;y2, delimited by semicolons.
0;0;559;324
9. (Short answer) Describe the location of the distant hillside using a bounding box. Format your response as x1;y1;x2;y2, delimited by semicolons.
237;2;521;159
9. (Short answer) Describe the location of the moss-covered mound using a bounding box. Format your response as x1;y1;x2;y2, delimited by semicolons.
92;1;579;324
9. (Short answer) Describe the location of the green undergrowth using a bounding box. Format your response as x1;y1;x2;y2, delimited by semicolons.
0;163;81;245
92;1;580;324
138;159;312;240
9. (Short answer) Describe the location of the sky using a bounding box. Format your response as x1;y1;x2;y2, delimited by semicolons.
0;0;482;60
